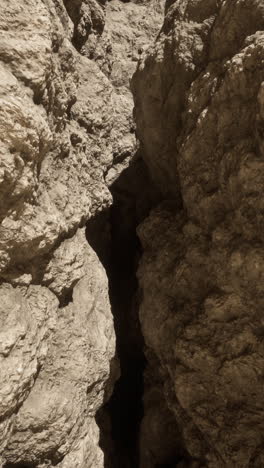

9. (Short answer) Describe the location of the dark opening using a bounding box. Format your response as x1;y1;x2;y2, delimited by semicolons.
155;457;186;468
3;463;36;468
87;157;191;467
98;218;145;468
86;157;162;467
156;464;179;468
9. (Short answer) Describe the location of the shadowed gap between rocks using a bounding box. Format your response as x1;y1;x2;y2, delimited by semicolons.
86;156;193;468
86;156;162;467
3;464;36;468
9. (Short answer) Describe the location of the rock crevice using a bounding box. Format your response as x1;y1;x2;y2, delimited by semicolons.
1;0;264;467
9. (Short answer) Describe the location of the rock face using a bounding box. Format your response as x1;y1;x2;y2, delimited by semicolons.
132;0;264;466
0;0;117;464
0;0;163;466
1;231;115;467
3;0;264;466
95;0;164;186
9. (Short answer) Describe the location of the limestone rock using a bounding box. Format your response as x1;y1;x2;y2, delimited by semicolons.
0;0;117;466
0;0;114;278
0;283;58;456
133;0;264;466
0;0;165;464
97;0;164;184
2;241;115;467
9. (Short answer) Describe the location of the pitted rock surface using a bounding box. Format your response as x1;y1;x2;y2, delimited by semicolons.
0;0;163;466
2;0;263;466
133;0;264;466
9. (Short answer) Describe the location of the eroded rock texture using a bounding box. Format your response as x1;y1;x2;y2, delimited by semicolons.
3;0;264;465
0;0;117;464
132;0;264;466
0;0;164;466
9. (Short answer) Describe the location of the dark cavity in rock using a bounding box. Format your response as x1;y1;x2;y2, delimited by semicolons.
86;156;161;467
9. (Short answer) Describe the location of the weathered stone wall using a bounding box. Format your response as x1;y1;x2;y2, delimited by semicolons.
0;2;115;466
132;0;264;466
0;0;163;466
2;0;263;466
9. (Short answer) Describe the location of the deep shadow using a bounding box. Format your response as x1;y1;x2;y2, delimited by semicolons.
86;156;162;467
155;456;188;468
102;229;144;468
3;463;37;468
156;463;179;468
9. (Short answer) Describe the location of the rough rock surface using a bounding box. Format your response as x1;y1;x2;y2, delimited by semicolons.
1;230;115;468
0;0;164;466
97;0;164;185
0;0;116;464
132;0;264;466
3;0;263;465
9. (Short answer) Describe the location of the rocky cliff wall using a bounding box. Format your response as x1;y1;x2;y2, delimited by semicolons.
2;0;264;467
0;1;115;466
0;0;162;467
132;0;264;466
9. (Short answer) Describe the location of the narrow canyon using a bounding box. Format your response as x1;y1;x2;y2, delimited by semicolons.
1;0;264;467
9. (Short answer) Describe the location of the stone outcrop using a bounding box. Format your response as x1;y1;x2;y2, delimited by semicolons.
95;0;164;186
132;0;264;466
0;0;163;466
1;231;115;467
2;0;264;466
0;0;117;464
